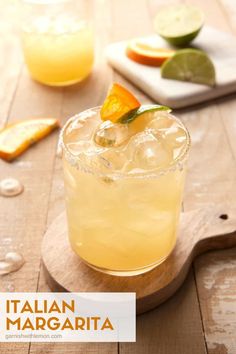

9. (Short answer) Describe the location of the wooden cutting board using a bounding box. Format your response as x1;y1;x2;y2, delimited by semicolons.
106;26;236;108
42;203;236;314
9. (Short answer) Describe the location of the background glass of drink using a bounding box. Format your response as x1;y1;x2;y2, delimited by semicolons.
61;107;190;276
21;0;94;86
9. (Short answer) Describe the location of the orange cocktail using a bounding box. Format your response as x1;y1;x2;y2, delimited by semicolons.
61;84;190;275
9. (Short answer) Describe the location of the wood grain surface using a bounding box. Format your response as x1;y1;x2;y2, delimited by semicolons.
0;0;236;354
41;204;236;314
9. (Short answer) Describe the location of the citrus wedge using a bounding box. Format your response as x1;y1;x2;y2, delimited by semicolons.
126;38;175;66
154;4;204;46
100;83;141;123
0;118;59;161
119;104;171;124
161;49;216;86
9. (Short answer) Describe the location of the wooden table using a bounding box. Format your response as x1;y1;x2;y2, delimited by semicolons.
0;0;236;353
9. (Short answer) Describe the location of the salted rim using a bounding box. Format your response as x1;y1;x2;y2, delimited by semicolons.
59;106;191;179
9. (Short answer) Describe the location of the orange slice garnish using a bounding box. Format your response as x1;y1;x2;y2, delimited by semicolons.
126;38;175;66
100;83;141;123
0;118;59;161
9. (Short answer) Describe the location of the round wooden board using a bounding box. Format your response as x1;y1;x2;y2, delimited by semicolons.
42;205;236;314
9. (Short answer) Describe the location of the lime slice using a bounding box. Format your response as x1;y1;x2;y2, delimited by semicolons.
161;49;216;86
154;4;204;46
119;104;171;124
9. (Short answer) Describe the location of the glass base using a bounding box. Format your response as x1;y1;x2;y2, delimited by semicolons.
81;249;174;277
29;72;92;87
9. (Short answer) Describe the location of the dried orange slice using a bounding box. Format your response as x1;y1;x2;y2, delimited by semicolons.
0;118;59;161
126;38;175;66
100;83;141;123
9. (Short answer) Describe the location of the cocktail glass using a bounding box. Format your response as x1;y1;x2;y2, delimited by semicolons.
60;107;190;276
21;0;94;86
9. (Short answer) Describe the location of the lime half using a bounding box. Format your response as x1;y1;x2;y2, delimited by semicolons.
154;4;204;46
161;49;216;86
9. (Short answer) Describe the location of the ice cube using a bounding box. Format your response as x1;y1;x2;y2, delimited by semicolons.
0;252;25;275
126;131;172;171
163;124;187;148
146;112;174;131
65;113;99;144
98;150;128;171
67;142;109;173
68;139;106;157
0;178;24;197
66;141;90;155
94;120;130;147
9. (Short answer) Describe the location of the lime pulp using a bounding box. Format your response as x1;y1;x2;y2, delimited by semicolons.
154;4;204;46
161;49;216;86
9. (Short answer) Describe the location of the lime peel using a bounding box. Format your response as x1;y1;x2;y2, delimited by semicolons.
161;49;216;87
119;104;171;124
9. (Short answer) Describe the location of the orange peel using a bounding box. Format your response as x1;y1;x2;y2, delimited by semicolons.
100;83;141;123
0;118;59;161
126;38;175;66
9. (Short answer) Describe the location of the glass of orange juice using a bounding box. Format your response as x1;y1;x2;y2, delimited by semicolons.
60;85;191;276
21;0;94;86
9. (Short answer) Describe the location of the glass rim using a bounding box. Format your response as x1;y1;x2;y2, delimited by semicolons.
60;106;191;179
22;0;71;4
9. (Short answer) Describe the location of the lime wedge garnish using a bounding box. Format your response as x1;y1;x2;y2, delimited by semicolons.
161;49;216;86
119;104;171;124
154;4;204;46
